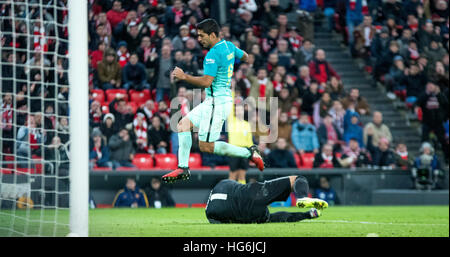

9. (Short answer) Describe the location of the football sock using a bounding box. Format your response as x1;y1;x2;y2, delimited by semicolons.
293;175;309;198
213;141;251;158
177;132;192;168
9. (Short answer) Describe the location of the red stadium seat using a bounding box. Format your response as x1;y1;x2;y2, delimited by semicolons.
101;102;110;114
16;168;34;174
188;153;202;169
92;166;113;172
293;153;302;168
214;165;230;170
300;153;315;169
32;155;43;174
106;89;128;103
132;154;154;170
154;154;178;170
116;167;136;171
0;169;13;174
129;89;151;105
4;155;14;169
91;89;105;103
127;101;138;114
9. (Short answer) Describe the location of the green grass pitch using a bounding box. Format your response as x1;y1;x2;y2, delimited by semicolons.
0;205;448;237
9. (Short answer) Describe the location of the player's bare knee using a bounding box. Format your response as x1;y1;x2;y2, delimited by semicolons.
199;141;214;153
177;118;191;132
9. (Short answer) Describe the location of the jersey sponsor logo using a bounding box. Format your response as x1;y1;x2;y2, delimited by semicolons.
205;58;215;64
227;53;234;60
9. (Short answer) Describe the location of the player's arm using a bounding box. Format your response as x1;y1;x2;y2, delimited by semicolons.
172;67;214;88
240;51;249;63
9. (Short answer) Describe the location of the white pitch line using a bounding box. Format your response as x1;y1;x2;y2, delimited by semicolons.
303;219;449;226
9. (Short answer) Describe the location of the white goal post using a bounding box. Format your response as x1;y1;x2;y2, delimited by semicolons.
68;0;89;237
0;0;89;237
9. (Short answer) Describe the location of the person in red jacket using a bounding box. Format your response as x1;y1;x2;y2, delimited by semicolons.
106;0;128;29
308;49;340;89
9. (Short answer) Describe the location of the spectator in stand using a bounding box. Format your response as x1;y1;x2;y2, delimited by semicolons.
165;0;189;37
1;93;14;153
89;100;103;129
412;142;443;190
404;63;427;106
341;88;371;116
325;76;346;101
309;49;341;88
343;109;364;148
385;55;407;100
89;129;113;170
314;176;340;206
133;112;149;154
150;45;173;103
293;65;312;98
90;41;106;70
109;128;136;169
261;26;280;56
97;48;122;90
346;0;366;50
268;138;297;168
16;115;45;167
100;113;116;144
313;92;333;127
291;113;320;155
106;0;128;29
313;143;341;168
113;177;149;208
136;36;155;69
278;87;296;113
122;53;150;91
366;130;396;169
338;138;371;168
147;115;170;154
424;37;448;66
109;95;134;132
144;178;175;208
363;111;393;147
274;38;294;71
117;41;130;68
248;67;274;114
415;82;449;163
294;39;315;68
353;15;376;67
328;100;346;135
116;20;142;54
317;114;343;151
277;111;293;146
172;25;191;51
372;31;398;88
394;142;414;170
301;80;321;116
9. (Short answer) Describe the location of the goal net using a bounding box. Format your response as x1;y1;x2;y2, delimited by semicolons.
0;0;88;237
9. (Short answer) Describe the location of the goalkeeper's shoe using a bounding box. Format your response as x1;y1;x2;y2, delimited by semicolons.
309;208;322;219
162;167;190;184
296;197;329;210
247;145;265;171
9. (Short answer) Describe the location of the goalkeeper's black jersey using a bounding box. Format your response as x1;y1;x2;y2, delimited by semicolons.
205;179;270;224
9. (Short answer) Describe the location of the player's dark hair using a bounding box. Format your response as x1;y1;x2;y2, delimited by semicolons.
196;18;220;37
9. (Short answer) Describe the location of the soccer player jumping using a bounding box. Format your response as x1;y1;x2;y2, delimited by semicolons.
162;19;265;183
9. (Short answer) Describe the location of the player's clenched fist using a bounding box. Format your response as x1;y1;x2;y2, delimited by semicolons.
172;66;186;81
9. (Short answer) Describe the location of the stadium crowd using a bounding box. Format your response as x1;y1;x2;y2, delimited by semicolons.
0;0;448;183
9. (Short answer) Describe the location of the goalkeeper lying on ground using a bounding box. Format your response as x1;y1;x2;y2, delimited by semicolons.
205;175;328;223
